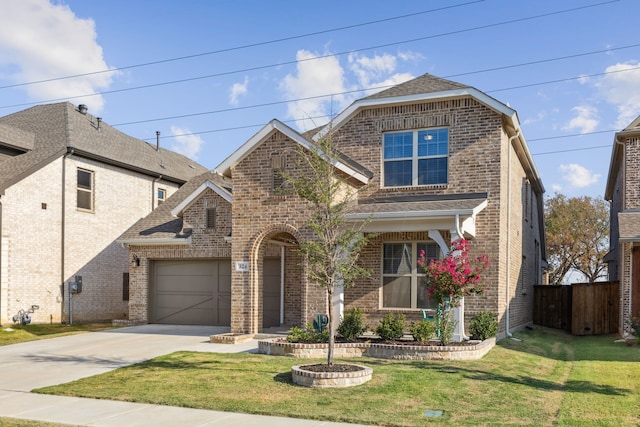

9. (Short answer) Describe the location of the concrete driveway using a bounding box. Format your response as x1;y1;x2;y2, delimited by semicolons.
0;324;257;392
0;324;375;427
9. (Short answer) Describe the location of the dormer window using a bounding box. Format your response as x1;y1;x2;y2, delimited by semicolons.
382;128;448;187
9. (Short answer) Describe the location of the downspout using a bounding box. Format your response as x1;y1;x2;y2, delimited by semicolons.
506;131;520;338
454;214;463;240
62;148;74;323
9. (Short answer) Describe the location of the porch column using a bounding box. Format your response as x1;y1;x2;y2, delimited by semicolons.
450;229;469;342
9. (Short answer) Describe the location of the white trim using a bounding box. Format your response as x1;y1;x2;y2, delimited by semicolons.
171;180;232;217
214;119;369;185
314;88;517;141
117;236;192;246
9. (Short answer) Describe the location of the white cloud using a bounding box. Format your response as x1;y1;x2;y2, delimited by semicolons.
563;105;599;134
596;61;640;128
559;163;600;188
229;76;249;106
170;126;204;160
0;0;116;112
279;50;417;131
279;50;348;130
551;183;563;193
348;52;414;95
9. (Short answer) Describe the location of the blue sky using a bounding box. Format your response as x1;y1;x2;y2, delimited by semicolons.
0;0;637;200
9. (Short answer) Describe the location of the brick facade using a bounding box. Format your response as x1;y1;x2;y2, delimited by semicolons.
121;74;545;338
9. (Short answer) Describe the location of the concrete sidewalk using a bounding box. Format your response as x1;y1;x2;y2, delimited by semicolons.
0;325;374;427
0;391;370;427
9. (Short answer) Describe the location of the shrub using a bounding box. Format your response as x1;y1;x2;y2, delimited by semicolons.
410;320;436;343
375;313;405;341
469;311;498;340
287;322;329;343
338;307;366;341
626;315;640;343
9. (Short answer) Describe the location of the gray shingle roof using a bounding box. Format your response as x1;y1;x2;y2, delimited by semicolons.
618;210;640;241
118;171;231;242
0;102;207;192
363;73;470;100
347;193;487;216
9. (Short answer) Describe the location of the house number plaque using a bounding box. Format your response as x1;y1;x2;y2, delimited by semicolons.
235;261;249;272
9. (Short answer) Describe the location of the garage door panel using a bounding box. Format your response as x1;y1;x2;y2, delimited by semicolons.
152;260;230;326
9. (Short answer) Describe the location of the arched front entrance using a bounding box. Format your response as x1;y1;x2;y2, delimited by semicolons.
248;225;306;332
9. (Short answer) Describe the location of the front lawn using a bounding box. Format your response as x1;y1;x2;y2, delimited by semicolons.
35;328;640;426
0;323;115;346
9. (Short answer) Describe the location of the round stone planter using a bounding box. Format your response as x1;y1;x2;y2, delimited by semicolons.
291;363;373;388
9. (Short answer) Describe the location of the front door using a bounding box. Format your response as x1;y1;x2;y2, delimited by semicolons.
263;258;282;328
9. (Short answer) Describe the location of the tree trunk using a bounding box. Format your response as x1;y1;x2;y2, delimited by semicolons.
327;289;334;366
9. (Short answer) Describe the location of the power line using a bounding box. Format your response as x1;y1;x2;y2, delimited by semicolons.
0;0;484;90
112;64;640;127
0;0;621;110
532;145;610;156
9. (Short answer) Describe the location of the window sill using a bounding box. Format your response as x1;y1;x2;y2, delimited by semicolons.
380;184;448;191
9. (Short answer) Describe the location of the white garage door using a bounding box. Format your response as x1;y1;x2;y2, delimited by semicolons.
151;260;231;326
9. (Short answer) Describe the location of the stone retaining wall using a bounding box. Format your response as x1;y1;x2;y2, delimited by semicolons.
258;338;496;361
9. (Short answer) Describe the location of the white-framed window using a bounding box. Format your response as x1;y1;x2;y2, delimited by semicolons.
77;168;94;211
382;128;448;187
157;188;166;205
382;241;441;309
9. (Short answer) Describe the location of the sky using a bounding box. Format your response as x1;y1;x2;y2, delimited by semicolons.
0;0;638;200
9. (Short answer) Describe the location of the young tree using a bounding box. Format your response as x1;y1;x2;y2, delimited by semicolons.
285;130;371;366
545;194;609;284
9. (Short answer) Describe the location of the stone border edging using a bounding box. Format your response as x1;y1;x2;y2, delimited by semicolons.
258;337;496;360
291;364;373;388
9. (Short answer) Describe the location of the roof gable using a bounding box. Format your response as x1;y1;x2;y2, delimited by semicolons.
171;180;232;217
214;119;371;185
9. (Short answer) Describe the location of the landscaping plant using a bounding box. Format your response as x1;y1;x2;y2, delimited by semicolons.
375;313;405;341
283;130;373;366
469;311;498;340
287;323;329;343
410;319;436;343
417;238;489;345
337;307;366;341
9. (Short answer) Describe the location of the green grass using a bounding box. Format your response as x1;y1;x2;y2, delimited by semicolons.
34;328;640;426
0;323;115;346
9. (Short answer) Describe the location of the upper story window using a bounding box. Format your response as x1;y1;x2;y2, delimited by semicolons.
383;128;448;187
77;168;94;211
157;188;166;205
382;241;441;309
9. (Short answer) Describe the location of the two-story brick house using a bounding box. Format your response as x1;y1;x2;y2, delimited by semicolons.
119;74;546;339
605;116;640;334
0;102;207;324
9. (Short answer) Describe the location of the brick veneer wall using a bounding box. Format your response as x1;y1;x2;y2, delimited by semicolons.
0;156;181;324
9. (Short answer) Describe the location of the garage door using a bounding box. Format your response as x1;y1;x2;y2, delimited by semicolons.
151;260;231;326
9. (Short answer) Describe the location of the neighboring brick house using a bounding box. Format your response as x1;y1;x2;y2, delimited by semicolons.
0;102;207;324
119;74;546;339
605;116;640;335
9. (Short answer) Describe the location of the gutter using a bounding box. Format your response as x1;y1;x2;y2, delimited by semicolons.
61;147;74;323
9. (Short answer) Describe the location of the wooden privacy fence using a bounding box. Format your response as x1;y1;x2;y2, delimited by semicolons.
533;281;619;335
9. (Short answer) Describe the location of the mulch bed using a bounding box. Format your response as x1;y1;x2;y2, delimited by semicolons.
299;363;365;373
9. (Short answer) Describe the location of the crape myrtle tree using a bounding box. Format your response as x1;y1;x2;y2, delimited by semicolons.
544;193;609;284
284;129;372;366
